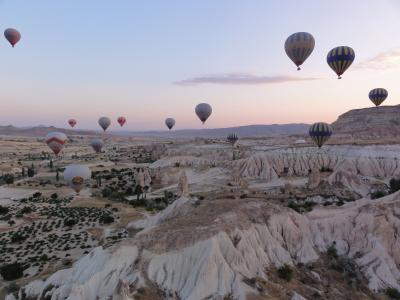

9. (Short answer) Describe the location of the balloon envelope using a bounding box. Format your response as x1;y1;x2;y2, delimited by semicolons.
284;32;315;70
90;139;104;153
369;88;388;107
98;117;111;131
309;122;332;148
327;46;355;79
165;118;175;130
45;132;67;155
4;28;21;47
117;116;126;127
195;103;212;124
68;119;77;128
63;165;91;193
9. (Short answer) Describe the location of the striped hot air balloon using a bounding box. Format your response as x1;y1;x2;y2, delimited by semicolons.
327;46;355;79
90;139;104;153
45;132;68;155
285;32;315;70
369;88;388;107
309;122;332;148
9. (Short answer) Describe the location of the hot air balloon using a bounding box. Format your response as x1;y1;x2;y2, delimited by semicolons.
284;32;315;70
369;88;388;107
63;165;91;194
45;132;68;155
90;139;104;153
227;133;238;145
327;46;355;79
165;118;175;130
309;122;332;148
4;28;21;47
117;116;126;127
98;117;111;131
68;119;77;128
195;103;212;124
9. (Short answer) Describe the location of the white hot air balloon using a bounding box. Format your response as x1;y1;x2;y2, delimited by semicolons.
63;165;91;193
165;118;175;130
45;132;68;155
98;117;111;131
90;139;104;153
195;103;212;124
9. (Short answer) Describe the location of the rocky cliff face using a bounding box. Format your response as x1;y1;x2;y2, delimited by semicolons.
331;105;400;138
15;192;400;300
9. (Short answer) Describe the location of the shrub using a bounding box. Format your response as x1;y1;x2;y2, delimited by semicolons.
390;178;400;194
64;219;77;227
277;264;293;282
327;244;338;259
99;215;114;224
3;174;14;184
0;205;9;215
19;206;33;215
101;188;112;198
11;232;27;243
370;190;387;199
0;262;24;280
386;288;400;299
6;282;20;295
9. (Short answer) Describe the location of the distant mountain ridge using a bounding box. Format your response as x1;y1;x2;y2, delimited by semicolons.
0;125;96;137
0;124;310;138
112;124;310;138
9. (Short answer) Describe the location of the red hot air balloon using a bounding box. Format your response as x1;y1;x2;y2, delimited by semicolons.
68;119;77;128
117;116;126;127
4;28;21;47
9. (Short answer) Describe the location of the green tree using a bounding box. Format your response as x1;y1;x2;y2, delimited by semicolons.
4;174;14;185
277;264;293;282
0;262;24;281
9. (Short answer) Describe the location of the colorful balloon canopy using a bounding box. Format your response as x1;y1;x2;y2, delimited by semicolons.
90;139;104;153
98;117;111;131
117;116;126;127
4;28;21;47
195;103;212;124
369;88;388;107
327;46;355;79
227;133;239;145
68;119;77;128
165;118;175;130
63;165;91;193
284;32;315;70
45;132;68;155
309;122;332;148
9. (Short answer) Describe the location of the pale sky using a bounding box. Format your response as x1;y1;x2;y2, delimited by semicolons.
1;0;400;130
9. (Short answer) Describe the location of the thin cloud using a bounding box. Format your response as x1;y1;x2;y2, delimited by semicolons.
354;49;400;70
174;73;319;86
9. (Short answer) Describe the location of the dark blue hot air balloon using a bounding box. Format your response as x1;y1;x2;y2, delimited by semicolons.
309;122;332;148
369;88;388;107
327;46;355;79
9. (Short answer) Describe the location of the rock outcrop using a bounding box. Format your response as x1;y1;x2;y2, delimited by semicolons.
331;104;400;138
18;192;400;300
